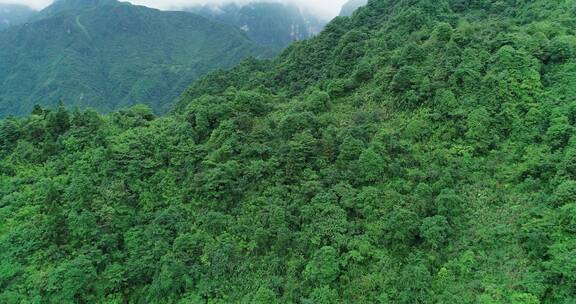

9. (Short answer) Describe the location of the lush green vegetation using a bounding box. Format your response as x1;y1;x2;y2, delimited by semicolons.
2;0;576;302
0;0;274;117
188;2;326;49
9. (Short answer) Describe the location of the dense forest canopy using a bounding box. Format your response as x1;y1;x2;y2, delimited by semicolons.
1;0;576;303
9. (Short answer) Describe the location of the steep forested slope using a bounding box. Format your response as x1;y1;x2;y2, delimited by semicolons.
0;0;273;116
0;3;36;30
187;2;326;49
2;0;576;303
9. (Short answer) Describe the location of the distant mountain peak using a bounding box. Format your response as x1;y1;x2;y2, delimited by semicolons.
0;0;274;116
54;0;118;6
187;1;327;49
42;0;120;14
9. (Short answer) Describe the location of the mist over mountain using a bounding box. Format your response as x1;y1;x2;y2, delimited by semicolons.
0;3;36;29
187;2;327;49
0;0;274;116
338;0;366;16
4;0;348;19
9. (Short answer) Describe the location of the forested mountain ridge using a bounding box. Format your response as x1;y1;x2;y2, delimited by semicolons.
2;0;576;303
34;0;119;18
0;0;274;117
339;0;368;17
187;2;326;49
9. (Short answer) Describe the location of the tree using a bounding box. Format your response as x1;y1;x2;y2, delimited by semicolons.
395;262;432;303
379;207;420;249
252;287;278;304
285;131;318;178
31;104;45;116
545;115;572;150
45;256;97;303
45;103;71;136
278;112;319;139
304;90;331;113
337;136;365;163
466;107;497;153
432;22;453;42
547;35;576;63
306;286;339;304
234;91;270;116
510;293;540;304
0;119;20;152
552;181;576;207
391;66;419;93
435;189;464;219
358;147;386;183
420;215;451;249
303;246;340;286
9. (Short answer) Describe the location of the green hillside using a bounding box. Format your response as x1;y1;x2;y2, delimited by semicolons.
187;2;326;49
2;0;576;303
0;0;274;117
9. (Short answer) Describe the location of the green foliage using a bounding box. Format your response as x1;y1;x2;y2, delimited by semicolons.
1;0;576;303
420;215;451;249
358;147;386;183
303;246;340;285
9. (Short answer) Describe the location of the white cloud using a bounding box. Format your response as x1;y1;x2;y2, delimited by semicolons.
0;0;349;18
0;0;51;10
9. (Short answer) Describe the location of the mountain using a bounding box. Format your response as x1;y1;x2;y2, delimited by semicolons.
339;0;368;16
0;0;274;116
36;0;119;17
2;0;576;303
0;3;36;30
187;2;327;49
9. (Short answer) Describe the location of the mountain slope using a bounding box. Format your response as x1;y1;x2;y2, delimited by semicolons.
187;2;326;49
0;0;274;116
0;3;36;30
339;0;368;16
2;0;576;303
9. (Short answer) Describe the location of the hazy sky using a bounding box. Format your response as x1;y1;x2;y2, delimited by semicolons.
0;0;348;19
